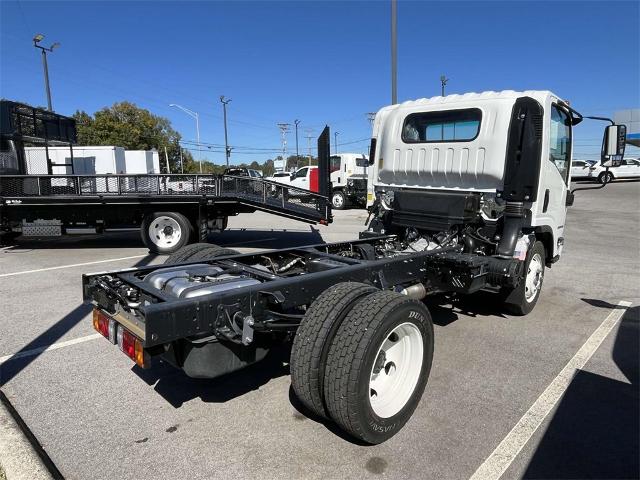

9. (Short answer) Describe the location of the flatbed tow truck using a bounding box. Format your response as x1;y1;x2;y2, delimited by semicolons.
0;100;331;253
82;91;626;443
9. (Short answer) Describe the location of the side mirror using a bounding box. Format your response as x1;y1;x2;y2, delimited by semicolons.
601;124;626;167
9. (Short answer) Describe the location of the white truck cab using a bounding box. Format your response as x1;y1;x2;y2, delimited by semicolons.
329;153;368;209
365;90;626;314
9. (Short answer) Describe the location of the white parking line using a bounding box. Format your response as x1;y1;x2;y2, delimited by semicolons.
0;334;101;365
470;300;632;480
0;255;147;278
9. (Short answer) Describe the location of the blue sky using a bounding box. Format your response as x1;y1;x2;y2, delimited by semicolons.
1;0;638;165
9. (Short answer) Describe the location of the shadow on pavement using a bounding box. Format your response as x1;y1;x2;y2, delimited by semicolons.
425;291;507;326
131;345;291;408
523;306;639;479
214;226;323;249
581;298;630;310
0;254;157;386
4;231;146;251
3;226;324;252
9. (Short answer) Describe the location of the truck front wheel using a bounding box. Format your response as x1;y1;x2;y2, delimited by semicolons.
141;212;192;254
323;291;434;444
331;190;346;210
501;240;545;315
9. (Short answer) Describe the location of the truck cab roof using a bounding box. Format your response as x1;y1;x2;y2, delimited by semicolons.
370;90;565;193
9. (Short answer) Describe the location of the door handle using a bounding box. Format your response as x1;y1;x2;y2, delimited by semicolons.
543;189;550;213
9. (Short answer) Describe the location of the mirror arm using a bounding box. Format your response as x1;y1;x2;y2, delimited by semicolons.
584;115;615;126
570;166;611;195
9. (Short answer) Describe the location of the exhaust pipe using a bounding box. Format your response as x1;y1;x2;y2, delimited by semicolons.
399;283;427;300
496;202;525;258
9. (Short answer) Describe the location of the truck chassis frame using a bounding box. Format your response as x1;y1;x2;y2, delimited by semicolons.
83;235;521;351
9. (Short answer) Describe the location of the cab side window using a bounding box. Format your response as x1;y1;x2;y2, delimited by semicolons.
549;105;572;183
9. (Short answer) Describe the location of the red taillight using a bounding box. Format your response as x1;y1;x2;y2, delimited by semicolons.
93;309;116;343
116;324;149;368
118;328;136;361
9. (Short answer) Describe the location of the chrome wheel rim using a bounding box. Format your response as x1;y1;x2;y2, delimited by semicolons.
148;216;181;249
332;193;344;208
369;322;423;418
525;253;543;302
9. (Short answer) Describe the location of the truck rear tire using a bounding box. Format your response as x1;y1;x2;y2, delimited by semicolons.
331;190;346;210
188;245;239;261
323;291;434;444
291;282;378;419
501;240;545;315
164;243;238;264
141;212;192;254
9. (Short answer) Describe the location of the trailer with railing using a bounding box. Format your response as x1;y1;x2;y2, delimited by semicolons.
0;101;332;252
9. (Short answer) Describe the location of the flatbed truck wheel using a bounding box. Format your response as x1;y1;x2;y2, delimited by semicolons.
323;290;434;444
141;212;192;254
291;282;378;419
164;242;236;264
501;240;546;315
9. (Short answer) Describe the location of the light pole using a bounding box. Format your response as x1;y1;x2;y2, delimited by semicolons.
33;34;60;111
440;75;449;96
220;96;232;167
169;103;202;173
334;131;339;155
391;0;397;104
294;119;301;170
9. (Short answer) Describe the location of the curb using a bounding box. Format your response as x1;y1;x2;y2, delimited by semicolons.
0;391;60;480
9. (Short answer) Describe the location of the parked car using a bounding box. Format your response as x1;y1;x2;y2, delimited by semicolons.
223;167;263;178
570;159;597;179
265;171;293;184
222;167;264;195
589;158;640;184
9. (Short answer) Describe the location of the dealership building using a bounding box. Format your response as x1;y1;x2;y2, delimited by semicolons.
614;109;640;147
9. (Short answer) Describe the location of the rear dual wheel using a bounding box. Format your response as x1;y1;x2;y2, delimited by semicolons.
291;285;434;444
164;242;239;264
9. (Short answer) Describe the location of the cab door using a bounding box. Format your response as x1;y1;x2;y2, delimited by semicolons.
291;167;309;189
534;103;572;258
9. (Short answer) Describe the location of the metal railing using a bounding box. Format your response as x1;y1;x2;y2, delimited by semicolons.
0;174;330;220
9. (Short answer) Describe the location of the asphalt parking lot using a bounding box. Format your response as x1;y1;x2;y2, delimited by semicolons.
1;180;638;480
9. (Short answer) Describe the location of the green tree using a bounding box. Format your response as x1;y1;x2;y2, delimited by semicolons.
73;102;193;173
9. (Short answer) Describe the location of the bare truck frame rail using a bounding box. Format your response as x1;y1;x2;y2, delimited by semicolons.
0;173;331;223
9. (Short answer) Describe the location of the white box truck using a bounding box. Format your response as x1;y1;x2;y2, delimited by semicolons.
124;150;160;174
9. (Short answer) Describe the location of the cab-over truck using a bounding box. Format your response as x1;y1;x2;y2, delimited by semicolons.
83;91;626;444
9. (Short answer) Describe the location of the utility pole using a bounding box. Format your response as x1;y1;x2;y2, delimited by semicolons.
179;147;184;174
220;96;232;167
33;34;60;111
334;131;339;155
391;0;398;104
305;129;314;167
294;119;301;170
367;112;377;128
277;123;290;172
440;75;449;96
